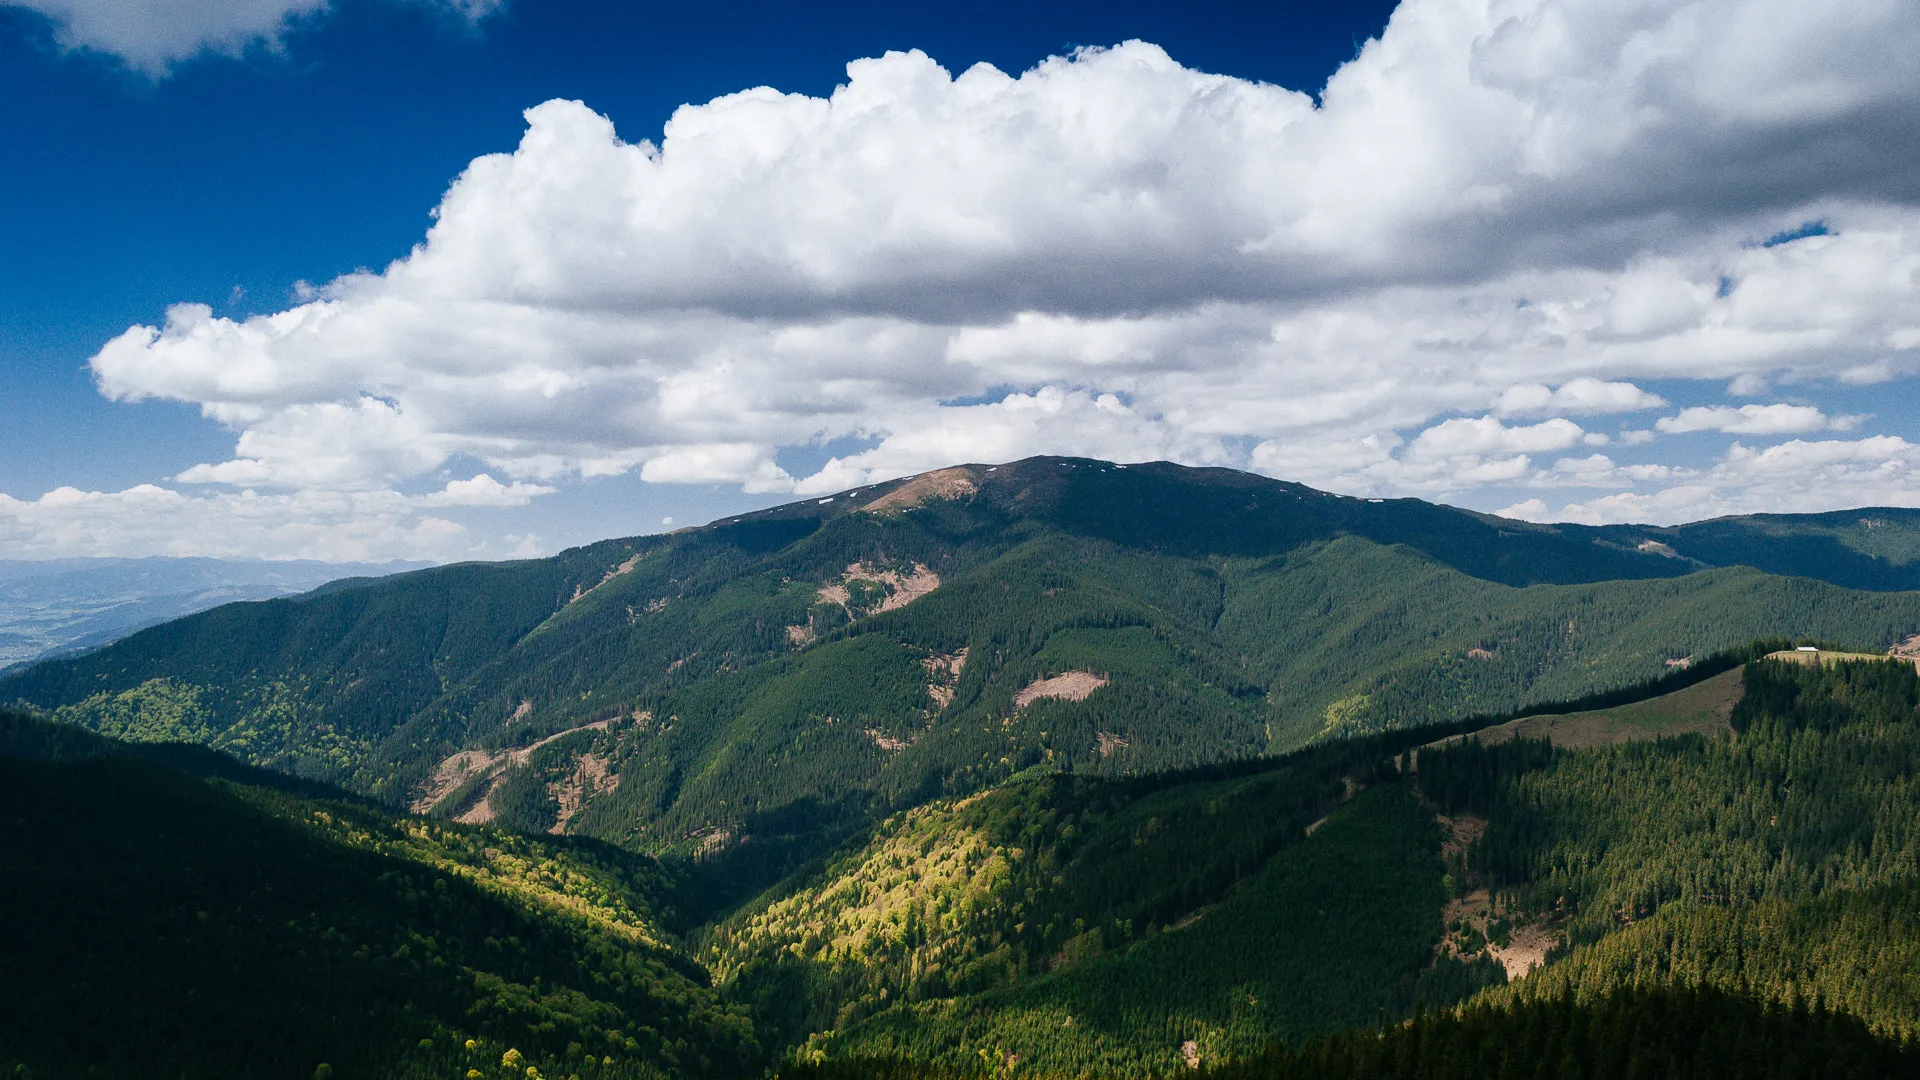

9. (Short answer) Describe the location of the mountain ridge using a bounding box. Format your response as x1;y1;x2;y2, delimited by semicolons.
9;457;1920;886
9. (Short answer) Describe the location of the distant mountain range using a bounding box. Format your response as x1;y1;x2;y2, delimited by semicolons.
0;556;425;670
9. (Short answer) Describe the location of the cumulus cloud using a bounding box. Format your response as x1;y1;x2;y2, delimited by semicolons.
1494;379;1666;416
1407;417;1587;459
9;0;500;74
1654;403;1848;435
27;0;1920;555
1530;436;1920;524
420;474;555;507
796;386;1231;495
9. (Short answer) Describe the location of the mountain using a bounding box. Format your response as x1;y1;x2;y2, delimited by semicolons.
8;457;1920;886
12;650;1920;1079
711;652;1920;1075
0;709;754;1080
0;557;424;671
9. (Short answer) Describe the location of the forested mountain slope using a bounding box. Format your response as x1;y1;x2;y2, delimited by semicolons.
9;457;1920;876
0;710;754;1080
13;653;1920;1079
722;655;1920;1076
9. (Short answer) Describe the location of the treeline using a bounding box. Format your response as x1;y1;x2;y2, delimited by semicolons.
783;985;1920;1080
1214;984;1920;1080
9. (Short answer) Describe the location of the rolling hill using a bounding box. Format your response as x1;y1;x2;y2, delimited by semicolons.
712;654;1920;1075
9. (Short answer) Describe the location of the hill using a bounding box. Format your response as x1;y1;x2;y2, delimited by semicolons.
13;651;1920;1078
709;655;1920;1075
783;985;1920;1080
0;711;754;1080
9;458;1920;883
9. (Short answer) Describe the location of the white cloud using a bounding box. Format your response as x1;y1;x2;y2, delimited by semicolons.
41;0;1920;555
1494;378;1667;416
795;386;1231;494
9;0;500;75
638;444;794;493
1535;453;1686;488
420;474;556;507
1654;403;1833;435
1407;416;1587;458
1526;436;1920;523
0;485;476;561
1496;498;1552;522
1256;415;1600;496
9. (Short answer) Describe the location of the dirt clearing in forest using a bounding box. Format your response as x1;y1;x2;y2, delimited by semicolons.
418;717;612;822
793;563;944;645
817;562;942;613
925;648;968;708
550;752;619;834
1439;887;1561;980
1014;671;1110;708
861;467;978;513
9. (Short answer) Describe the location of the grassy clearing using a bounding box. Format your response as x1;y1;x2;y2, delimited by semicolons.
1432;666;1745;751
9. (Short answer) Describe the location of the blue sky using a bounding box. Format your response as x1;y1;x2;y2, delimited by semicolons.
3;0;1919;561
1;0;1396;551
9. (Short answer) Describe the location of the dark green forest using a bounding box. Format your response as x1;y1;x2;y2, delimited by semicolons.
0;712;754;1080
706;655;1920;1074
1420;656;1920;1038
786;985;1920;1080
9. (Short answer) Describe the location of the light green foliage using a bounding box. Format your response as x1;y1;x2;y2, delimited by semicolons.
52;677;215;745
708;733;1497;1069
821;787;1495;1075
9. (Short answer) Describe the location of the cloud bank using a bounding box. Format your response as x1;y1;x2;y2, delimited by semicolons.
24;0;1920;557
